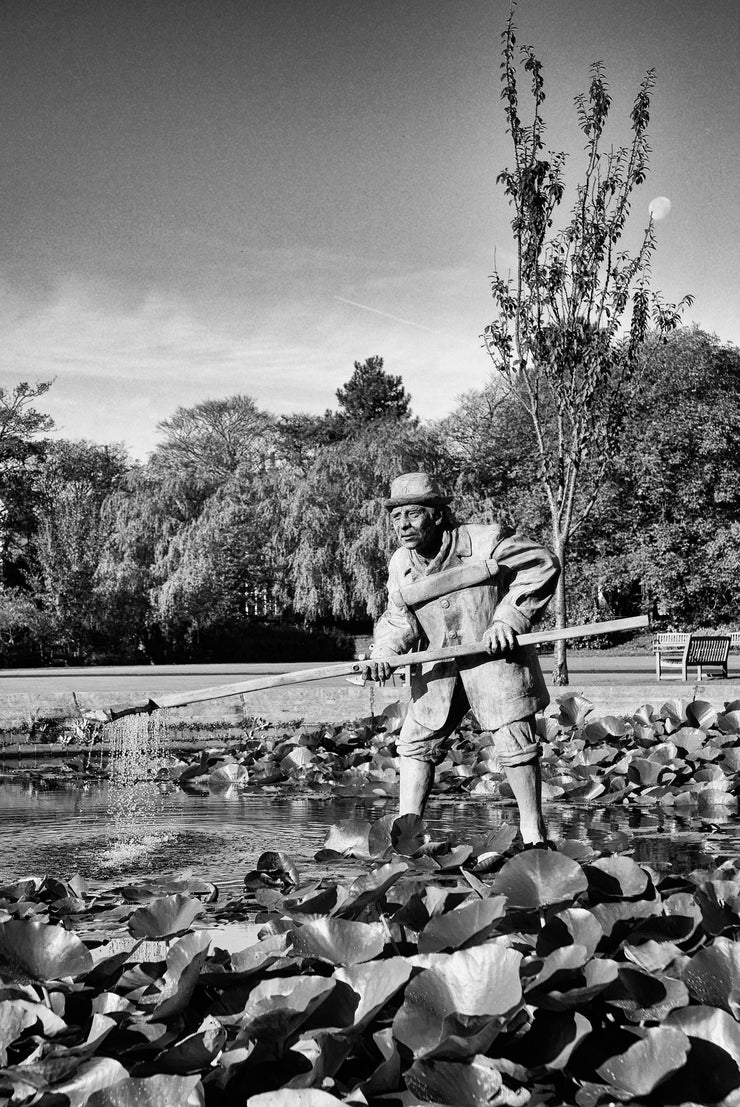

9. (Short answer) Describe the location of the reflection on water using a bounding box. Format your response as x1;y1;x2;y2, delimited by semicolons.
0;778;738;888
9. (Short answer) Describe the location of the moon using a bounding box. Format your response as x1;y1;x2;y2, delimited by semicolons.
649;196;672;221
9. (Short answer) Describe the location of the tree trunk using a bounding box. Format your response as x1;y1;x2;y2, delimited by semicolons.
551;539;569;685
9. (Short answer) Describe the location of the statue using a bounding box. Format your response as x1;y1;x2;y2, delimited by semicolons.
362;472;560;847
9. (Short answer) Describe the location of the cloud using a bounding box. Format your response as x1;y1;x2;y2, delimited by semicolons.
0;264;495;457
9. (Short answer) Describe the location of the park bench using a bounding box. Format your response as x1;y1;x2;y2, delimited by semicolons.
654;633;732;681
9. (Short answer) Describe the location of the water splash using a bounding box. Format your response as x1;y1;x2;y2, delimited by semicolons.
106;711;169;850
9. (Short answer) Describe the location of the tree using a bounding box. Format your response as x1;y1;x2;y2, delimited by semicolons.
151;470;287;654
0;380;54;587
282;421;443;623
153;395;275;486
33;440;129;660
439;380;547;536
336;357;414;427
576;328;740;628
483;5;692;682
276;358;414;472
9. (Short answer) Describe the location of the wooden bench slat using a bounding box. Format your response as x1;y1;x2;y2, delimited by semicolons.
655;633;731;681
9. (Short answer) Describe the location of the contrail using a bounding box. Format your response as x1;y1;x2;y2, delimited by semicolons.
335;296;447;335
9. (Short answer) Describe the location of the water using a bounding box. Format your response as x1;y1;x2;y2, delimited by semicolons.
0;776;737;889
105;712;168;844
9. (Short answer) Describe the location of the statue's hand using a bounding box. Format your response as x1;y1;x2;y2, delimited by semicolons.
357;654;394;684
484;621;517;657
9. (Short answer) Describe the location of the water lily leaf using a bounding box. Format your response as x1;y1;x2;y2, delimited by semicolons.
43;1057;129;1107
597;1025;690;1097
509;1009;591;1072
247;1091;344;1106
391;814;427;856
128;894;203;939
332;957;412;1031
246;851;300;890
684;936;740;1016
359;1027;402;1098
718;744;740;774
209;763;248;789
230;933;291;976
418;896;507;954
557;695;594;726
584;856;651;901
590;896;662;940
367;812;396;857
529;954;619;1011
333;861;408;919
321;819;372;857
393;944;522;1057
86;1073;205;1106
0;879;41;901
695;880;740;935
0;919;93;981
471;823;518;861
603;965;689;1022
673;726;707;757
717;710;740;735
291;918;386;965
583;716;630;742
280;748;316;772
537;907;603;959
406;1055;526;1107
661;700;689;727
687;700;718;729
666;1004;740;1068
230;976;336;1041
153;1016;226;1073
627;757;665;786
491;851;588;910
623;938;683;973
285;1029;352;1090
0;998;61;1063
429;844;473;871
283;885;346;920
89;939;145;980
143;930;211;1020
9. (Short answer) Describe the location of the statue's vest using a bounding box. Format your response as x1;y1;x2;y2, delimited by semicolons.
391;548;548;730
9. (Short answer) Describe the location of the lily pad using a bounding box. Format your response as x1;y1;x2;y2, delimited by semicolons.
331;956;413;1030
0;919;93;980
128;894;204;939
596;1025;690;1097
405;1054;528;1107
86;1073;205;1106
393;944;523;1057
491;851;588;910
684;936;740;1016
291;918;387;965
418;895;507;954
584;856;651;902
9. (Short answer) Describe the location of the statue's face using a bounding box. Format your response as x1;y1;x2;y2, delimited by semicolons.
390;504;442;556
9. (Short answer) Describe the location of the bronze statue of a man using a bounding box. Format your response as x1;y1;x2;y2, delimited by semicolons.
363;471;560;846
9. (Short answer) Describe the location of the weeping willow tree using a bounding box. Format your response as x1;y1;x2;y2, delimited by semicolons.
282;422;445;623
483;3;693;683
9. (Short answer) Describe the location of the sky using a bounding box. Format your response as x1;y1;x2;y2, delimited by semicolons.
1;0;738;459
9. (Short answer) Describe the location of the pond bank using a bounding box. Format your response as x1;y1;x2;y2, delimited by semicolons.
1;678;740;739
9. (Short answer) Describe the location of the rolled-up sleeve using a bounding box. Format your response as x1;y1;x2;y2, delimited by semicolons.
371;553;421;657
490;535;560;635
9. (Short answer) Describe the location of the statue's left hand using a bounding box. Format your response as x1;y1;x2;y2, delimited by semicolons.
484;621;517;656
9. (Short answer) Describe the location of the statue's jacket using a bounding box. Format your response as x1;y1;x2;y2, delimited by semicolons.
372;524;561;730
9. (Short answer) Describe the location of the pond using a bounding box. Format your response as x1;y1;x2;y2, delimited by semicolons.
1;776;736;893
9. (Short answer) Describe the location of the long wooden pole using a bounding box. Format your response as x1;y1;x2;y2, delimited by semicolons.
107;615;648;719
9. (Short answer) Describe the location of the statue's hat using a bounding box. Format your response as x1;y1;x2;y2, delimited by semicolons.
383;472;452;510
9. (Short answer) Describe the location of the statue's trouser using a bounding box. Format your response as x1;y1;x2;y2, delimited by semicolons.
396;680;546;841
